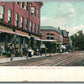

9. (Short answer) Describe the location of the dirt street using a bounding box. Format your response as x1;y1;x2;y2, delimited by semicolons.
0;51;84;66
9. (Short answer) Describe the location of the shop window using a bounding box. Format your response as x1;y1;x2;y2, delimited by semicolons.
29;22;32;32
15;13;19;27
8;9;12;24
34;23;36;33
0;5;4;21
20;16;24;28
37;25;39;34
25;19;28;30
37;10;39;19
30;7;36;16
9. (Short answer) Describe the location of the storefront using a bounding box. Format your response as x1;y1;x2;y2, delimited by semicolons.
15;30;30;56
41;40;61;53
30;35;41;55
0;28;15;57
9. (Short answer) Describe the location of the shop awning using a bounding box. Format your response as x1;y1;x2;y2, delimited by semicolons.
60;45;66;49
0;29;15;34
34;37;41;41
41;40;57;42
16;33;30;38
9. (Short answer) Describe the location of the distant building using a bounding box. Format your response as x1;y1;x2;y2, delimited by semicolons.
60;30;69;51
40;26;63;53
0;2;43;57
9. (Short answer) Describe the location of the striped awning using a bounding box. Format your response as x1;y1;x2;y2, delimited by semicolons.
16;33;30;38
41;40;57;42
0;29;15;34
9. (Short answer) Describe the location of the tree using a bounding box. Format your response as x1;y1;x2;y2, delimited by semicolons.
70;30;84;51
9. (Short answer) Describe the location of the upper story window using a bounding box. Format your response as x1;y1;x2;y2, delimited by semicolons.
34;23;36;33
25;2;28;10
21;2;24;8
20;16;24;28
0;5;4;21
30;4;32;6
50;34;55;40
8;9;12;24
30;7;36;16
25;19;28;30
37;10;39;19
47;33;49;35
37;25;39;34
29;22;32;32
46;33;50;40
15;13;19;27
57;35;59;41
40;32;42;36
50;37;55;40
16;2;19;5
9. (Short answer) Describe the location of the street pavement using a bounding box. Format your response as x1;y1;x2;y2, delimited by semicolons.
0;53;59;64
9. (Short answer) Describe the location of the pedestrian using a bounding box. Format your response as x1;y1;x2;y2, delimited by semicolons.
28;47;32;58
21;44;23;57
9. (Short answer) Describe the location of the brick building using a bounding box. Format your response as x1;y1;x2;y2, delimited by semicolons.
0;2;43;57
60;30;69;51
40;26;63;53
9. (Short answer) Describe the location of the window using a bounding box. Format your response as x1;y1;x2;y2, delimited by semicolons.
25;2;28;10
37;10;39;19
30;4;32;6
47;33;49;35
16;2;19;5
30;7;36;16
15;13;19;27
57;35;59;41
0;6;4;21
50;37;54;40
47;37;49;40
8;10;12;24
34;24;36;33
46;33;50;40
37;25;39;34
25;19;28;30
29;22;32;32
20;16;23;28
21;2;24;8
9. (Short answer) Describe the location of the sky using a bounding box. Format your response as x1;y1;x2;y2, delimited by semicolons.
41;2;84;36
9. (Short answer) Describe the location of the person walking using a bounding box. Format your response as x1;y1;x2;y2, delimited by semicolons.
28;47;32;59
21;44;23;57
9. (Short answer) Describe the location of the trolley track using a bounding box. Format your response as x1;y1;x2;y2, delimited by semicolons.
1;51;83;66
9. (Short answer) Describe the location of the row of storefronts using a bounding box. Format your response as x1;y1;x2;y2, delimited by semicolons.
40;26;70;53
0;23;41;57
0;25;70;58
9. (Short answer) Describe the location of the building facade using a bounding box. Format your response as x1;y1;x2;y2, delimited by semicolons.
60;30;69;52
0;2;43;57
40;26;63;53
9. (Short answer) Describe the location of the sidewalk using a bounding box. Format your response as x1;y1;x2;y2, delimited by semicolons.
0;53;59;64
